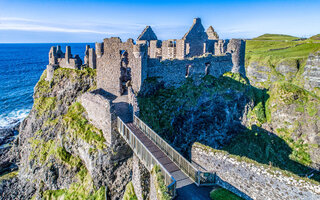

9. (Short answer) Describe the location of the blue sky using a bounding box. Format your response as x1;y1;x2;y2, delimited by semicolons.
0;0;319;43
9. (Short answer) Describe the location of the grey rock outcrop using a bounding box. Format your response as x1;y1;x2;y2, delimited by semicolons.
303;51;320;95
1;68;134;200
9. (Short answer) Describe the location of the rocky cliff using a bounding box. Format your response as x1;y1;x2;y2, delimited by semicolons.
138;53;320;185
0;68;134;199
138;73;256;158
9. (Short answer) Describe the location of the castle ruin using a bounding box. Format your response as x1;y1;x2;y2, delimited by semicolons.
46;17;246;98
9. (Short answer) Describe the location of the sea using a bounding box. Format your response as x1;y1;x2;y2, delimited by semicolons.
0;43;94;129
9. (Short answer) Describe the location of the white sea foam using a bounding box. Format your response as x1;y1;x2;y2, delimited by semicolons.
0;109;30;129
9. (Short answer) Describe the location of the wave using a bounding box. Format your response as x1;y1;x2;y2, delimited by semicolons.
0;109;30;129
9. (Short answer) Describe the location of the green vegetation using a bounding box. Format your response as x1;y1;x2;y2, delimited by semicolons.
195;142;320;185
139;73;251;141
152;165;171;200
123;182;138;200
0;171;18;183
63;102;106;149
267;81;319;118
221;127;319;181
33;97;57;117
310;34;320;40
42;166;105;200
210;188;243;200
53;67;96;83
246;34;320;70
252;34;300;41
139;72;320;183
35;70;52;95
28;137;82;167
265;81;320;166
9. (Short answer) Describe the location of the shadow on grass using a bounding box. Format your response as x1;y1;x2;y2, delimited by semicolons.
138;74;320;183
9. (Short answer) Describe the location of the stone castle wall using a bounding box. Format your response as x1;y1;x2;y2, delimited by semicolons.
46;18;246;97
191;143;320;200
132;155;150;200
49;45;82;70
79;89;116;145
96;37;148;96
96;38;134;96
147;54;233;87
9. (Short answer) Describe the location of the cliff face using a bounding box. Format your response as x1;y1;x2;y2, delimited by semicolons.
244;51;320;170
303;51;320;96
266;81;320;168
138;56;320;183
244;37;320;171
138;73;256;157
0;68;133;200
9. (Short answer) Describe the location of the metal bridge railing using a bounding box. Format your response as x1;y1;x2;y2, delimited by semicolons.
133;115;199;182
133;115;216;186
117;117;177;198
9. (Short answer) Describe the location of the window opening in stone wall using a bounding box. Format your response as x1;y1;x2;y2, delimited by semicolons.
205;62;211;75
120;50;131;95
186;64;192;77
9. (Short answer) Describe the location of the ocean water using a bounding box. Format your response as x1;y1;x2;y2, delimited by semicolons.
0;43;93;129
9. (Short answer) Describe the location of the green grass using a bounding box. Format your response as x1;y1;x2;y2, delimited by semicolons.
210;188;243;200
42;166;105;200
246;39;320;67
139;74;320;183
123;182;138;200
195;142;320;185
28;137;82;167
0;171;18;183
139;73;251;141
152;165;171;200
310;34;320;40
252;34;300;41
63;102;106;150
33;97;57;117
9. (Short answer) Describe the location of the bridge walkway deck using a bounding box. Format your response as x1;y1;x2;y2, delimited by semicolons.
126;123;212;200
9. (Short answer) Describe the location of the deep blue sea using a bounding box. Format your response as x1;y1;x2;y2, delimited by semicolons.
0;43;93;129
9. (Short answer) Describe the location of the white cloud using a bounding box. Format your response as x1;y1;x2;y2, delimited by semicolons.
0;17;135;35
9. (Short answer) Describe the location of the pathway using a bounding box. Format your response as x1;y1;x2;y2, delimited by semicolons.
125;123;213;199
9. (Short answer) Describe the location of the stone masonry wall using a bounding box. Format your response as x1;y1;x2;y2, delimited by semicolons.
303;51;320;95
49;45;82;70
97;37;132;96
96;37;148;95
79;89;116;145
191;143;320;200
147;54;233;88
149;172;159;200
132;155;150;200
227;39;246;76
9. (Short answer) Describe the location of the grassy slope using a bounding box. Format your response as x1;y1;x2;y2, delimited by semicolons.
123;182;138;200
138;73;320;183
29;68;106;199
252;34;300;41
210;188;243;200
310;34;320;40
246;34;320;67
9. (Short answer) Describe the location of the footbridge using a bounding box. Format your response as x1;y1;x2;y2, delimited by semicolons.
117;115;216;199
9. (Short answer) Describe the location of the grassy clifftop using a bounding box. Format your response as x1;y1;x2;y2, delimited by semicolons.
310;34;320;40
246;34;320;67
252;34;300;41
18;67;110;199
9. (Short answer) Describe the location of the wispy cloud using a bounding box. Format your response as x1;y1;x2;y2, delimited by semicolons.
0;17;140;35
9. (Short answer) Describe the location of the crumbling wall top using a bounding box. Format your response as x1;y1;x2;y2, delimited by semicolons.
206;26;219;40
182;18;207;41
137;26;158;41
